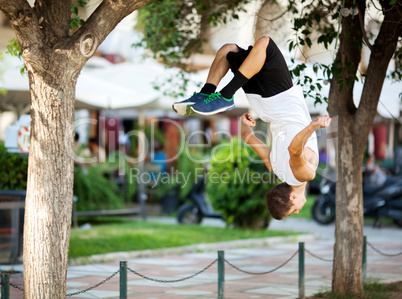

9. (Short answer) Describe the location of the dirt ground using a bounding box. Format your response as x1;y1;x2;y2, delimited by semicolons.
307;281;402;299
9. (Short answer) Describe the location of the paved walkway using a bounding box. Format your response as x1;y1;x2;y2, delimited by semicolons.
3;218;402;298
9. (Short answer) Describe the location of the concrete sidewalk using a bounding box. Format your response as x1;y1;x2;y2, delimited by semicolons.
3;218;402;298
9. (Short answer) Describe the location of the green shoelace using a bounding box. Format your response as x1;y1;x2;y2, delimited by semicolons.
204;92;222;103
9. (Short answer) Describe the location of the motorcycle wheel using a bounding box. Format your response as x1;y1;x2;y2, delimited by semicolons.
312;196;336;225
177;204;203;224
393;219;402;228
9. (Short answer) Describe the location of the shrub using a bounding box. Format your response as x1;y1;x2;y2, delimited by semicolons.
176;145;205;200
0;141;132;211
73;151;137;211
151;144;205;213
206;137;280;230
0;141;28;190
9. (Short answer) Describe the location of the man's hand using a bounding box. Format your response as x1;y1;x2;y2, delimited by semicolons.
311;115;331;129
241;113;256;127
240;113;256;141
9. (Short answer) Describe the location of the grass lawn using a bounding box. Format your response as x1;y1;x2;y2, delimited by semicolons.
69;221;299;259
309;280;402;298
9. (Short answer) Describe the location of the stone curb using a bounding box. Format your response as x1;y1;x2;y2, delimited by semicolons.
69;233;317;265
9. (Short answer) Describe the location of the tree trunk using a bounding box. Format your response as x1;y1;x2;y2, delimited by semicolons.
329;0;401;295
23;64;76;298
0;1;153;298
328;0;364;295
332;114;364;294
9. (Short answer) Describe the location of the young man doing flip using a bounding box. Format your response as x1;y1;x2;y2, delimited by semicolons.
172;36;331;220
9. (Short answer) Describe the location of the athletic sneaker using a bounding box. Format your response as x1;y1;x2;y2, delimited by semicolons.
172;92;209;116
191;92;235;115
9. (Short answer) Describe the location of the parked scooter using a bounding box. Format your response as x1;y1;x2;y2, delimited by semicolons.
312;175;402;227
176;173;221;224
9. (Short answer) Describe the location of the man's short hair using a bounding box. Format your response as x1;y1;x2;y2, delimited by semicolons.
266;182;293;220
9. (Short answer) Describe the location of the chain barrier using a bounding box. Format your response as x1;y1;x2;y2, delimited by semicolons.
128;259;218;283
367;242;402;257
2;239;401;297
305;249;333;262
4;268;122;296
224;249;299;275
9;282;24;292
66;268;121;297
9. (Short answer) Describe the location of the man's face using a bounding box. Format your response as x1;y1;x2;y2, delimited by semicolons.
288;194;307;215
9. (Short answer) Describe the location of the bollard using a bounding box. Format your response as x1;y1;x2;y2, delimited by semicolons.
362;236;367;283
299;242;305;299
120;261;127;299
218;251;225;299
1;273;10;299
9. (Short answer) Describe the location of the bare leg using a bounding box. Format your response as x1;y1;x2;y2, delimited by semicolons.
205;43;240;86
238;36;269;79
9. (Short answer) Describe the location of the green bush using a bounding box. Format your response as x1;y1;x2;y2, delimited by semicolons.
176;145;205;199
73;166;124;211
207;137;280;230
151;144;205;202
0;141;28;190
0;141;133;211
73;151;137;211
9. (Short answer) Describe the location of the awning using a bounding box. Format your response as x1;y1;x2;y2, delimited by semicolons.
0;56;105;111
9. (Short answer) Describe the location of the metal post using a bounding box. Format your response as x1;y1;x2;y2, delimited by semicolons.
218;251;225;299
1;273;10;299
120;261;127;299
299;242;305;299
138;109;147;221
362;236;367;283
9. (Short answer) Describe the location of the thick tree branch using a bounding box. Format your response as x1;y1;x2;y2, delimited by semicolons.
0;0;45;67
64;0;152;60
34;0;71;41
355;3;402;140
356;0;374;52
0;0;32;20
327;0;362;118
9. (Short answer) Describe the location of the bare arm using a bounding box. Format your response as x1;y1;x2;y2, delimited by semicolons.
289;115;331;181
240;113;273;172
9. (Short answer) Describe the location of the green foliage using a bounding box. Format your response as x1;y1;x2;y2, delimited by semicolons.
6;39;25;74
0;141;132;210
176;145;205;199
0;51;6;95
129;124;165;157
74;168;124;211
5;39;22;59
206;137;280;230
314;279;401;298
152;144;205;202
0;142;28;190
136;0;250;66
73;151;137;211
70;0;87;32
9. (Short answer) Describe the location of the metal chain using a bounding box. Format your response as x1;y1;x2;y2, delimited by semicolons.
305;249;333;262
10;282;24;292
224;249;299;275
6;241;400;296
127;259;218;283
6;268;122;296
66;268;121;297
367;242;402;257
